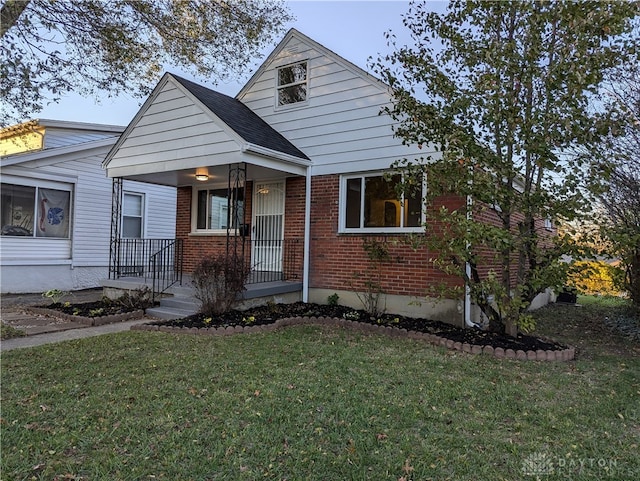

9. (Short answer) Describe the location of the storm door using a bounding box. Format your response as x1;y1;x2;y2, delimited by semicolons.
252;181;285;277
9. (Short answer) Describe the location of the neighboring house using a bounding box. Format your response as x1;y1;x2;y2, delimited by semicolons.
103;29;552;325
0;119;176;293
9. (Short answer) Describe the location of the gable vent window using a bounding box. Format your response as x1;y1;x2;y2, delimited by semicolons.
277;61;307;106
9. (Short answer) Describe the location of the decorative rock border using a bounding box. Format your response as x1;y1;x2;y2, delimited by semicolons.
27;307;145;327
132;316;575;362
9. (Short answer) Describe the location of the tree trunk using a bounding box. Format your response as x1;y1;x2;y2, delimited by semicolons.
0;0;30;38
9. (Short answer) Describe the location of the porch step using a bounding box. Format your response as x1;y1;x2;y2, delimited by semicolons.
146;294;199;320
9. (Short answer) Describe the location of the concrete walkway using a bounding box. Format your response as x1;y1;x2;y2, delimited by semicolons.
1;319;150;352
1;289;152;352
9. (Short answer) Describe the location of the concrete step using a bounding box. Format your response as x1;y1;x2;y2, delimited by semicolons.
146;305;196;320
160;296;199;311
146;292;200;320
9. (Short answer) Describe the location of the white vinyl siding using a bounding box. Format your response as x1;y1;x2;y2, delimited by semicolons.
44;129;118;149
0;148;176;268
107;80;242;175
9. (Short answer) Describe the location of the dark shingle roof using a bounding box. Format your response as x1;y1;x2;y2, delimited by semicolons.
171;74;308;160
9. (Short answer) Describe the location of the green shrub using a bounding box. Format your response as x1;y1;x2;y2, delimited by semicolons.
327;293;339;306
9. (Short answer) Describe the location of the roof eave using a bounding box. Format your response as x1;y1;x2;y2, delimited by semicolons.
243;142;311;166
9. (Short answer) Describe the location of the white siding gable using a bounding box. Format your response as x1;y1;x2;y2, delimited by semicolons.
106;76;244;177
238;30;436;175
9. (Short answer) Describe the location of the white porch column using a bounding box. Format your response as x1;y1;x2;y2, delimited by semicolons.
302;165;312;302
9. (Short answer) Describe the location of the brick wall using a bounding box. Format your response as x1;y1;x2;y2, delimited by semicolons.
308;174;462;297
178;179;305;275
177;183;254;272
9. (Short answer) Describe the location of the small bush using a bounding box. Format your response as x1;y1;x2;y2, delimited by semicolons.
1;322;26;340
327;293;340;306
42;289;69;305
115;287;153;310
192;253;250;315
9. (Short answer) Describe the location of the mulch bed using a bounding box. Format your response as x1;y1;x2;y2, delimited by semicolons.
28;301;144;326
143;302;573;361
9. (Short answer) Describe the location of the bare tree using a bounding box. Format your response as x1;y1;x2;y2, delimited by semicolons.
600;63;640;306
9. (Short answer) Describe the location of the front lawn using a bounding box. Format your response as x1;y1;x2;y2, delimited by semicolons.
1;299;638;480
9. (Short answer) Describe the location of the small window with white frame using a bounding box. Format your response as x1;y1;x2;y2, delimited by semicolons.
276;61;308;106
340;172;425;233
122;192;144;238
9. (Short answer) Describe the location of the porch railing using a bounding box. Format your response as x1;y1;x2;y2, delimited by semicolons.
248;238;303;284
150;239;184;302
109;237;302;293
109;238;184;300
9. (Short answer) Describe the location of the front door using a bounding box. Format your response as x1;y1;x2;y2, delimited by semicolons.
252;181;285;275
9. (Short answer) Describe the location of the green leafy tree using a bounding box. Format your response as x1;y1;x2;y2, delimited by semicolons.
0;0;292;126
374;1;639;335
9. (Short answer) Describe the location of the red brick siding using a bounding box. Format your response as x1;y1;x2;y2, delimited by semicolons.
308;174;462;297
177;182;254;272
283;177;306;280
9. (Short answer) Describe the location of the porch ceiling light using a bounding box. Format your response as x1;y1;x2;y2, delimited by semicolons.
195;167;209;182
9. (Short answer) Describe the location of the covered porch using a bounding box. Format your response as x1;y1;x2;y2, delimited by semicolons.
101;73;311;307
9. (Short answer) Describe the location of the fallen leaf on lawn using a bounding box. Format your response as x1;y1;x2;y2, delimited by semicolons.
376;433;388;440
402;458;414;474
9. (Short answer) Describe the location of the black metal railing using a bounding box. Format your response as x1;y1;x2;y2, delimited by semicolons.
109;238;184;300
247;238;303;284
109;237;300;294
150;239;184;302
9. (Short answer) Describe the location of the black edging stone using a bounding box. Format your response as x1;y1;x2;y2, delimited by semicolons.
27;307;145;327
131;316;575;362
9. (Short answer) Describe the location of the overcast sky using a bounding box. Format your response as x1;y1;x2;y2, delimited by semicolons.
36;0;446;126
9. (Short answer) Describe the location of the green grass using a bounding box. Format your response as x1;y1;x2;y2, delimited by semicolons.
1;321;26;340
577;294;630;308
1;303;639;480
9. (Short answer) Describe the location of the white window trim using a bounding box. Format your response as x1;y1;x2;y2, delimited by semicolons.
275;60;309;109
122;191;145;238
1;179;73;239
190;184;244;236
338;171;426;234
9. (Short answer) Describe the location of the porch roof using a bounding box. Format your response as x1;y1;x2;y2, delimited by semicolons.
103;73;310;186
172;75;308;161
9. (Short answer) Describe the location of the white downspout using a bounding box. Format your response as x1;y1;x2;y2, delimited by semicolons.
302;166;312;303
465;192;481;328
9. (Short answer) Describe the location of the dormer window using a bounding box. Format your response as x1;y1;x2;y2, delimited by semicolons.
277;61;307;106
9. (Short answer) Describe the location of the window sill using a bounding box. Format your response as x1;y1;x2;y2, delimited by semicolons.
275;100;309;111
338;228;425;235
188;231;244;237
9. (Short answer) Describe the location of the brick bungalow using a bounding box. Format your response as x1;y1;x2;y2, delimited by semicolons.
102;29;554;325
